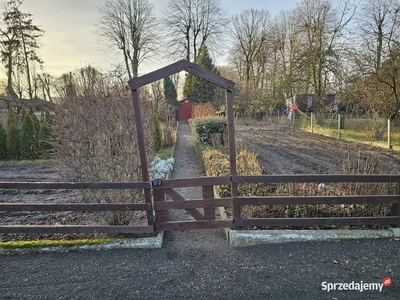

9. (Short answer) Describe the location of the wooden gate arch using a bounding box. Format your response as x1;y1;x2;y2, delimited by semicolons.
128;60;240;228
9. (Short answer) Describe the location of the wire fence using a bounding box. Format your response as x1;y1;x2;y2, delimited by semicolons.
298;113;400;149
257;110;400;149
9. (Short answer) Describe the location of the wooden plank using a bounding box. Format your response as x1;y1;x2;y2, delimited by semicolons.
203;186;216;220
226;89;240;227
235;217;400;227
391;182;400;216
154;198;231;210
0;181;151;190
234;195;400;206
0;225;154;234
232;174;400;184
128;60;187;90
164;188;204;220
153;189;167;223
131;88;154;226
0;203;150;212
153;176;231;189
155;220;233;231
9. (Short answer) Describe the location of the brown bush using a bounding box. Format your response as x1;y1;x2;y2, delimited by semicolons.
241;148;395;223
162;125;176;147
53;85;156;225
193;103;216;119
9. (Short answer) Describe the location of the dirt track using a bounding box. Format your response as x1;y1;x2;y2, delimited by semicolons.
236;125;400;175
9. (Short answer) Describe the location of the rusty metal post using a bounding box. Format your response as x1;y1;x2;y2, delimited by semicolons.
131;88;154;227
226;90;239;227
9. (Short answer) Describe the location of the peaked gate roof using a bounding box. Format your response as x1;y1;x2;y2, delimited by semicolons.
128;59;235;91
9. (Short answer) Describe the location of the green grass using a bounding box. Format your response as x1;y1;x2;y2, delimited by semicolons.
157;147;173;160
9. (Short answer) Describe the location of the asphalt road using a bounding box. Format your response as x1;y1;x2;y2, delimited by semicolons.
1;231;399;300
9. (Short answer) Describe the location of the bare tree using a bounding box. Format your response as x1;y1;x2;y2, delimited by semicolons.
36;73;53;101
163;0;229;62
271;10;303;100
150;80;164;113
294;0;356;109
230;9;271;88
97;0;158;79
356;0;400;120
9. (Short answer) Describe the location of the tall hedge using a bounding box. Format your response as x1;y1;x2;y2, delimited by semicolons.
0;122;7;159
32;114;40;156
6;109;20;159
20;113;37;160
153;113;162;151
39;113;53;155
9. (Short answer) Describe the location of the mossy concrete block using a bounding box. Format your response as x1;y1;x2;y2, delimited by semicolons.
229;230;394;247
1;232;164;253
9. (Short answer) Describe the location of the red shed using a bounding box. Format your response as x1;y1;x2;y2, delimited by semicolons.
177;99;196;121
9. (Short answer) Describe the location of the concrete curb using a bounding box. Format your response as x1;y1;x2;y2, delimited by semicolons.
229;229;396;247
211;175;399;247
215;191;398;247
0;231;164;253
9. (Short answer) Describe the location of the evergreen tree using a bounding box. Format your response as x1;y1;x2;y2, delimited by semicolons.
0;122;7;159
20;112;36;159
39;112;53;156
163;76;179;114
6;109;20;159
32;113;40;156
183;44;221;106
21;107;28;123
0;0;44;98
152;113;162;151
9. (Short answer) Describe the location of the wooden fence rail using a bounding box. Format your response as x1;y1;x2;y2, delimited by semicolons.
0;181;154;235
231;174;400;228
1;174;399;235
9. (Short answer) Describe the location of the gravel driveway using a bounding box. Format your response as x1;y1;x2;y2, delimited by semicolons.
1;122;399;300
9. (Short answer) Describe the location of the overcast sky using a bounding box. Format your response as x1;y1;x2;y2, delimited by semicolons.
17;0;300;77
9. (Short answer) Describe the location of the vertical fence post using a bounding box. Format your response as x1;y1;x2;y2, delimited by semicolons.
203;186;215;220
131;88;154;227
292;109;296;129
153;187;166;231
388;119;392;149
226;89;238;228
311;112;314;133
391;181;400;222
337;114;341;139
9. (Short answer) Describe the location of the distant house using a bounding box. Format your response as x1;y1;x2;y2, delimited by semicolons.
177;98;197;121
0;96;56;123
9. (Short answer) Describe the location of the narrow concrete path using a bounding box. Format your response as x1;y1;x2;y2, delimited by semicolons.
167;121;204;222
163;121;227;250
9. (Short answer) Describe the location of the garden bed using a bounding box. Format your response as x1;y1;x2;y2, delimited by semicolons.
0;162;150;242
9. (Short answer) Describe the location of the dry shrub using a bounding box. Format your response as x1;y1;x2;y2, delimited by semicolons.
193;103;216;119
202;146;263;197
162;125;176;147
54;87;156;225
241;147;396;224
